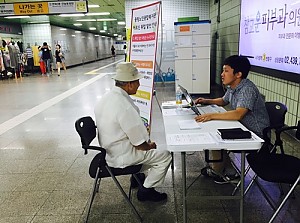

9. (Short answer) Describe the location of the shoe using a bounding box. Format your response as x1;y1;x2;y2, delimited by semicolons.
137;187;167;202
201;166;221;178
214;173;240;185
130;173;145;188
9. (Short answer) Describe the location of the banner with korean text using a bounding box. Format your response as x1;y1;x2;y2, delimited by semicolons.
129;1;161;129
0;0;87;16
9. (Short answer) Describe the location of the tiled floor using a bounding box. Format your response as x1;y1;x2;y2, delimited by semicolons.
0;56;299;223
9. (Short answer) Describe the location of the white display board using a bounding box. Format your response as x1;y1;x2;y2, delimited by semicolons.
239;0;300;75
129;1;161;128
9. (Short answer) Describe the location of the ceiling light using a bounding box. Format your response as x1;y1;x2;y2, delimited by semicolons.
28;21;49;24
100;30;106;33
113;34;118;36
60;28;67;30
73;23;82;26
86;12;110;16
89;27;96;30
95;35;99;36
101;36;105;38
72;35;76;37
4;16;30;19
59;14;85;17
76;19;96;22
75;31;81;33
88;4;100;8
97;18;117;21
117;21;126;25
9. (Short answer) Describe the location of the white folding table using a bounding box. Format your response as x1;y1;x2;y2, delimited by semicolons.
162;105;263;223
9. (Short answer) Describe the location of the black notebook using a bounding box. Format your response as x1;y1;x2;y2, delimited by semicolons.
217;128;252;139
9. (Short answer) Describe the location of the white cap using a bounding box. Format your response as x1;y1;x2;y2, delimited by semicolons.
112;62;143;82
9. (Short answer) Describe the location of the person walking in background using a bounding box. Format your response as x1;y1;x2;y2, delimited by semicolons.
41;42;51;76
123;44;127;62
54;44;66;76
60;47;67;72
111;45;116;59
38;46;46;75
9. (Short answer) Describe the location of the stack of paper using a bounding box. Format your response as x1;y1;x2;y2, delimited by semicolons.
162;100;189;109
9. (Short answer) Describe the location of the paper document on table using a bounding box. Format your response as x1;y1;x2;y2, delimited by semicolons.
162;100;189;109
213;132;263;143
178;120;202;129
162;108;195;116
166;132;216;145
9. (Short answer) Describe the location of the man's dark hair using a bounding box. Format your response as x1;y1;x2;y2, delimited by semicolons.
223;55;251;79
43;42;47;46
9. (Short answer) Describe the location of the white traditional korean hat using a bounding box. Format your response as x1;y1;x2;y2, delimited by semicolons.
113;62;143;82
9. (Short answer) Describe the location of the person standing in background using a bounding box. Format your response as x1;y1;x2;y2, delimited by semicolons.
25;43;34;75
41;42;51;76
38;46;46;75
111;45;116;59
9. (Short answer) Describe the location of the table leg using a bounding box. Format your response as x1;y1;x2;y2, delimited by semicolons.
240;151;245;223
181;152;187;223
171;152;174;170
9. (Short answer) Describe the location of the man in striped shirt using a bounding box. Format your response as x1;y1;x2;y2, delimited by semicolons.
194;55;270;184
25;44;33;74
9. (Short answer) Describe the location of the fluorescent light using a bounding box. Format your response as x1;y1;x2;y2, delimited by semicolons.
89;27;96;30
76;19;96;22
71;35;76;37
117;21;126;25
88;4;100;8
86;12;110;16
75;31;81;33
113;34;118;36
100;30;106;33
73;23;82;26
95;35;99;36
97;18;117;21
28;21;49;24
60;34;66;35
4;16;30;19
59;13;85;17
60;28;67;30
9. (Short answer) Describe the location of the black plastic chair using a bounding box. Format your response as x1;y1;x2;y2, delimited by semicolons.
231;101;287;195
246;121;300;223
75;116;143;223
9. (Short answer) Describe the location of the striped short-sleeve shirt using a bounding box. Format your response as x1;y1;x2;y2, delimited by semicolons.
222;79;270;137
26;47;33;58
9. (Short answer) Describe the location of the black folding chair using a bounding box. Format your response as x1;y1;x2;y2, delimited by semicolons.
231;101;287;195
75;116;143;223
246;121;300;223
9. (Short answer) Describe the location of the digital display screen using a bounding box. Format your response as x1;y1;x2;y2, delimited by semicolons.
239;0;300;82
